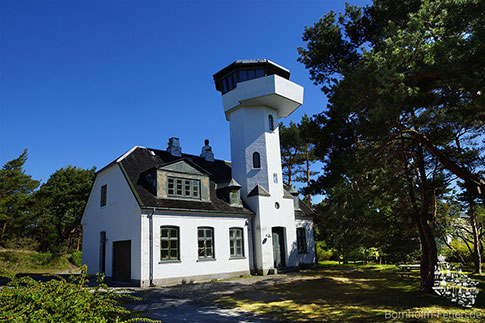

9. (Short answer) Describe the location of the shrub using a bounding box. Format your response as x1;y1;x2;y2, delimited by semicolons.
3;236;40;251
70;250;82;267
316;241;334;261
0;266;159;323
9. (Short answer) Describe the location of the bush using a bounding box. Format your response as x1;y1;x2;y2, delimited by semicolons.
3;236;40;251
70;250;82;267
316;241;335;261
0;266;159;323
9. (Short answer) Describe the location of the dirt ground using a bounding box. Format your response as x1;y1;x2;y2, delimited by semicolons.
123;271;318;322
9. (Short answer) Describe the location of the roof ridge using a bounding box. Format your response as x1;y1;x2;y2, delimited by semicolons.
145;147;228;164
116;145;146;162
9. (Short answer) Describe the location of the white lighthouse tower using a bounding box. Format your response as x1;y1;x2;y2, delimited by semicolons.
213;59;304;274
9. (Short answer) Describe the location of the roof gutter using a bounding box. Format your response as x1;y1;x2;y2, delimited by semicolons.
140;206;254;217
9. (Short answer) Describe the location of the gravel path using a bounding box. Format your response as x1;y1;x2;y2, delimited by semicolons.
123;271;318;322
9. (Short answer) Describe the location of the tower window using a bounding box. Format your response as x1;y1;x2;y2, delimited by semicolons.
269;115;274;131
252;152;261;169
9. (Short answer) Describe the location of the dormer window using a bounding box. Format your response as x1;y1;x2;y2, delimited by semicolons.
268;115;274;131
167;177;200;199
252;152;261;169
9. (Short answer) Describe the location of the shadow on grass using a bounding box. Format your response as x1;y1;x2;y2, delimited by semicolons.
216;263;485;322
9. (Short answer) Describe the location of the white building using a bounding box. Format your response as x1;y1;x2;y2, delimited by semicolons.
81;59;316;286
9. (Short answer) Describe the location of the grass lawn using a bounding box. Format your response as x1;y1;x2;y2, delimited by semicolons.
0;249;78;274
216;261;485;322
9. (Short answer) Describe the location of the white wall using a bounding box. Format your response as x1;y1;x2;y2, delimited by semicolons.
140;211;250;284
81;164;142;280
295;217;316;265
224;74;307;274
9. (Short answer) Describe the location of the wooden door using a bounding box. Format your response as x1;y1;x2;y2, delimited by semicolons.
112;240;131;282
272;227;285;268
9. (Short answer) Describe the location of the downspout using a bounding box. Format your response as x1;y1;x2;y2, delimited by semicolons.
251;217;258;275
148;208;155;287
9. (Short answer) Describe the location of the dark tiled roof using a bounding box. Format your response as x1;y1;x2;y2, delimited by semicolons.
247;185;270;198
102;146;313;217
295;200;315;217
118;147;252;216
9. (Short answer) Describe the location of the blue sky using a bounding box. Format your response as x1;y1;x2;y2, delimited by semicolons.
0;0;369;190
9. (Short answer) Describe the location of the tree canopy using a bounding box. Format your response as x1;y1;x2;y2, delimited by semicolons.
0;151;95;252
298;0;484;293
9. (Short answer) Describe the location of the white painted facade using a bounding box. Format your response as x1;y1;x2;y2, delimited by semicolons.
81;164;142;281
82;163;253;286
222;72;308;274
81;60;316;287
140;212;250;285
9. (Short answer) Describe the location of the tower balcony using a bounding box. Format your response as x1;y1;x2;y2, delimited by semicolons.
220;74;303;121
213;59;303;121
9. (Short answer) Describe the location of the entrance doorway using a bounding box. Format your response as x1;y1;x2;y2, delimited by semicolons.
272;227;286;268
112;240;131;282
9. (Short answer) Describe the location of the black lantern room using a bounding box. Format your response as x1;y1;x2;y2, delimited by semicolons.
213;59;291;94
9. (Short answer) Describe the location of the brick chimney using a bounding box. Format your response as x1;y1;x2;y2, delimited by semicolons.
167;137;182;157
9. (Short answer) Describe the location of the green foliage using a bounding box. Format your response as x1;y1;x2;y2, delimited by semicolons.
315;241;334;261
70;250;82;267
298;0;484;291
0;151;95;254
0;266;158;323
34;165;95;251
279;114;318;191
0;250;72;274
3;236;40;251
0;149;39;245
442;239;473;263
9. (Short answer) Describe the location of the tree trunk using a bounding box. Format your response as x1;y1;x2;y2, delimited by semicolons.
0;221;6;243
467;188;482;274
417;215;438;293
76;227;82;250
288;166;292;186
399;134;437;294
305;146;312;207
